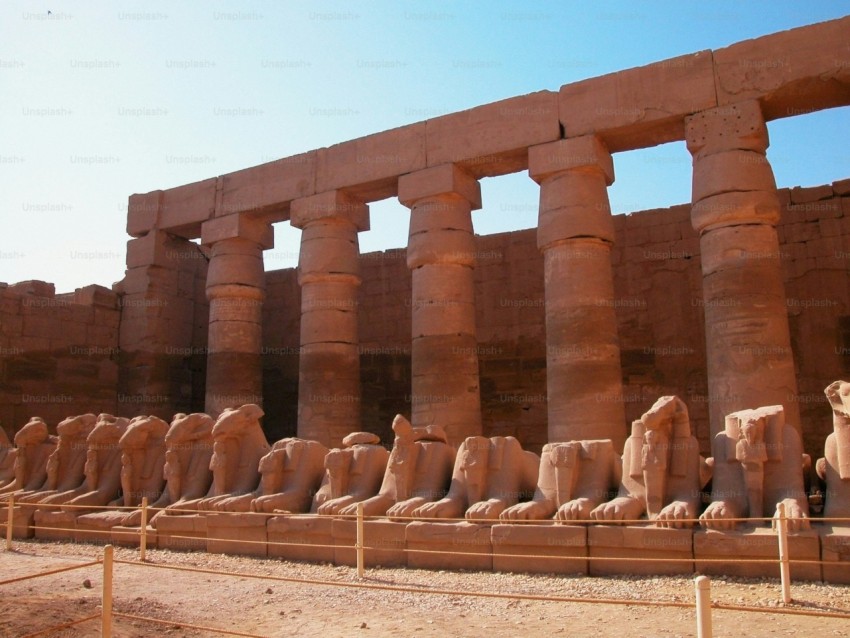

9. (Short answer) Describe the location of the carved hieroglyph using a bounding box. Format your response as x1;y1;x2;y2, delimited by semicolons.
817;380;850;519
500;440;619;522
591;396;704;527
701;404;809;531
334;415;454;519
312;431;387;515
412;435;538;521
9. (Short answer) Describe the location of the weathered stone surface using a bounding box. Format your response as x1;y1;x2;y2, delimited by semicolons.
219;152;317;218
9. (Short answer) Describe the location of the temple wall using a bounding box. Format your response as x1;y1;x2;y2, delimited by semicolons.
0;281;120;438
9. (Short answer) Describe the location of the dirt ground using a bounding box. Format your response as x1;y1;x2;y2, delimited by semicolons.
1;539;849;638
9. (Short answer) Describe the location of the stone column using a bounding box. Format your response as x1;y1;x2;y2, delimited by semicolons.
201;215;272;417
685;99;800;437
398;164;482;445
291;191;368;447
528;135;626;449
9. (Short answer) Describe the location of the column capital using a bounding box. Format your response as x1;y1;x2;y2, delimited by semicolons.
685;99;769;159
290;190;369;232
398;163;481;210
201;214;274;249
528;135;614;185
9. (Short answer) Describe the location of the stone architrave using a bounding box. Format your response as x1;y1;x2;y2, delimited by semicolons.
818;380;850;519
312;432;388;515
528;135;626;448
499;439;619;522
0;418;56;495
201;216;273;417
291;191;368;447
398;164;483;446
701;405;809;531
591;396;704;527
685;100;799;436
334;415;454;519
412;435;538;521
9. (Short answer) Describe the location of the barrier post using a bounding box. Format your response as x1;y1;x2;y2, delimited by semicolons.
776;501;792;603
694;575;712;638
5;495;14;551
356;502;365;578
102;544;114;638
139;497;148;562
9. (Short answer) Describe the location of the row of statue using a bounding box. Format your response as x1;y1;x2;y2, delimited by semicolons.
1;381;849;535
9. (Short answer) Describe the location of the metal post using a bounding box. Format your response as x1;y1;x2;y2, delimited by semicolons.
776;501;792;603
694;575;712;638
139;497;148;562
5;495;14;550
102;544;114;638
356;502;365;578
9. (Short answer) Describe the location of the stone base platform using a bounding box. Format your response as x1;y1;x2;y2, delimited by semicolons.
111;525;157;548
817;525;850;585
588;525;693;576
0;505;36;539
156;514;208;551
267;514;336;563
694;526;821;581
406;521;492;571
207;513;268;557
491;523;586;575
74;510;130;544
33;510;77;541
333;519;407;568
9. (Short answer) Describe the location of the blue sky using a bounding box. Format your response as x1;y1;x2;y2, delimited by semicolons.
1;1;848;292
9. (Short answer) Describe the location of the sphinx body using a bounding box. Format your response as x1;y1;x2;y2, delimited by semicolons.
701;404;809;531
0;427;17;487
329;416;453;520
592;396;704;528
817;380;850;520
500;439;619;522
0;417;57;496
311;431;387;516
412;435;538;521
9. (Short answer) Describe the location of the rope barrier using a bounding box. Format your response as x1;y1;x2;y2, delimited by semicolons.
19;613;100;638
0;559;101;586
112;612;268;637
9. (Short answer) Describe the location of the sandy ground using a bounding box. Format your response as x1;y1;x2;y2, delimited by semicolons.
1;539;849;638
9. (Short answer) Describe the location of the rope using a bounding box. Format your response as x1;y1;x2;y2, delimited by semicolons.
19;613;99;638
0;560;100;585
113;612;267;637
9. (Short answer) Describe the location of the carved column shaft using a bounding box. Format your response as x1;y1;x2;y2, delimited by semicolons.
686;100;800;436
292;191;367;447
202;216;272;417
529;136;626;448
399;164;482;446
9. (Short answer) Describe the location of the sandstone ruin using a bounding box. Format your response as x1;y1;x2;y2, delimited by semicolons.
2;17;850;580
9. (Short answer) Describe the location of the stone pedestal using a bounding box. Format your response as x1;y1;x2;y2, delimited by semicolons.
111;525;157;549
75;511;129;544
0;505;36;539
207;512;268;557
588;525;693;576
32;510;77;541
491;523;586;575
201;216;273;416
156;514;208;551
405;521;492;571
685;100;799;436
819;525;850;584
291;192;368;447
333;519;407;568
528;136;626;447
694;527;821;581
399;164;483;445
267;514;336;563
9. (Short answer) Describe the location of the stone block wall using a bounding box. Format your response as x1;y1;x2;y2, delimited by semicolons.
0;281;120;438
